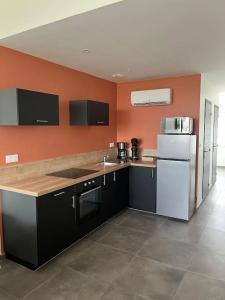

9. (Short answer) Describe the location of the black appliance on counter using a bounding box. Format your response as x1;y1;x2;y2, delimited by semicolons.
117;142;128;160
131;138;139;160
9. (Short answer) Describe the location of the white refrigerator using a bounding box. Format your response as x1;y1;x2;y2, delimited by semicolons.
156;134;196;220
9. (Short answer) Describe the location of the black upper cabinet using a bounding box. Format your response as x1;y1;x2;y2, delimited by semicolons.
0;88;59;125
70;100;109;126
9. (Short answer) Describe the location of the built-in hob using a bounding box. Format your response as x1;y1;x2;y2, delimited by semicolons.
47;168;98;179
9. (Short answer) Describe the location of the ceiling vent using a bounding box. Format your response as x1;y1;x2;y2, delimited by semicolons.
131;88;172;106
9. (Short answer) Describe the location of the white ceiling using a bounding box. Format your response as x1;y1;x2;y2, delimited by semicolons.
1;0;225;91
0;0;122;39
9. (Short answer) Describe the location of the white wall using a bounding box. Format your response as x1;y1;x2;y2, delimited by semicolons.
197;74;219;207
217;94;225;166
0;0;123;39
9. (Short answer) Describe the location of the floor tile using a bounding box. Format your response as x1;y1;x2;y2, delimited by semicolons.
88;223;117;241
54;237;94;266
207;214;225;232
98;225;150;253
174;272;225;300
0;258;61;299
199;227;225;254
100;287;150;300
107;209;131;225
23;267;109;300
188;247;225;281
70;242;133;283
114;256;184;300
153;219;204;245
138;236;196;269
0;288;17;300
119;210;164;233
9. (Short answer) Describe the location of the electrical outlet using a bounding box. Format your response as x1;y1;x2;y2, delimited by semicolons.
109;142;115;148
5;154;19;164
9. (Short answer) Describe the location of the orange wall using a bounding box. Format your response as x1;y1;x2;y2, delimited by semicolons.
0;46;117;166
117;75;201;149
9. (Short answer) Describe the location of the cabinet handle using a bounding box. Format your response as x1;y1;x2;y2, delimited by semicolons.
36;119;49;123
113;172;116;182
53;191;65;197
103;175;106;186
151;168;154;178
72;195;75;208
97;121;104;124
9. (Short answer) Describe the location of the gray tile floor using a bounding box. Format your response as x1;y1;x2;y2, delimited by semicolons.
1;168;225;299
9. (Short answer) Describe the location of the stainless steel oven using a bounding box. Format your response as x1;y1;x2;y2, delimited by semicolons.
76;177;102;224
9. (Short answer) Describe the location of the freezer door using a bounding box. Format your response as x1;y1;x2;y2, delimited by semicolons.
156;159;191;220
157;134;196;160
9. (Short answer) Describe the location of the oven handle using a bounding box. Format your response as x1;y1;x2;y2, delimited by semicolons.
79;186;101;197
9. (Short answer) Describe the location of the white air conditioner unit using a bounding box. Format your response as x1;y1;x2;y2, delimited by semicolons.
131;88;172;106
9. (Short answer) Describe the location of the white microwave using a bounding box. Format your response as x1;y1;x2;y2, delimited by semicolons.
160;117;193;134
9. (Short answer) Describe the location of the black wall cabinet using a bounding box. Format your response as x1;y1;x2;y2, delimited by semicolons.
70;100;109;126
129;166;156;213
0;88;59;125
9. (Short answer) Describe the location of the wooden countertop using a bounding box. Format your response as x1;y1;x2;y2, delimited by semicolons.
0;160;156;197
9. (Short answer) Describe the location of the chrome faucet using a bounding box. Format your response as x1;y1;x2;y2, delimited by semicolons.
103;155;109;163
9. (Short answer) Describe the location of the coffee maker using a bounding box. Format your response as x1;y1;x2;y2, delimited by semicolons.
117;142;127;161
131;138;139;160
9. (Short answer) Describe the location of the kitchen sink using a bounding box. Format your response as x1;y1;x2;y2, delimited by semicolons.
97;162;118;166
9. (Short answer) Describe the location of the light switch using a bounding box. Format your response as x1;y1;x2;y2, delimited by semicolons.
109;142;115;148
5;154;19;164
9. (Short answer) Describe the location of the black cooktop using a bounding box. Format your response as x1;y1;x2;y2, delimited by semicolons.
47;168;98;179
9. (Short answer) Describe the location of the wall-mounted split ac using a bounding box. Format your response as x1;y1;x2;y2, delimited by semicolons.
131;88;172;106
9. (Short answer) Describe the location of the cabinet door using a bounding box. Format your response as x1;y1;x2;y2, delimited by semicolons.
115;168;129;212
87;101;109;125
101;172;116;222
129;167;156;213
18;89;59;125
37;186;76;264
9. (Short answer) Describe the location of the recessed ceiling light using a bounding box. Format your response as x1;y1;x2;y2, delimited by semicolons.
81;49;91;54
112;73;124;78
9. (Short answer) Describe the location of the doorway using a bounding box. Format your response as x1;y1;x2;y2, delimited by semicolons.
202;99;212;200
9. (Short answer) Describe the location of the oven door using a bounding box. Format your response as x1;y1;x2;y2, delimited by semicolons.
77;186;102;224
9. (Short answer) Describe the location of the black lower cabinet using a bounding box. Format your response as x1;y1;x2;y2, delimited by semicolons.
37;186;77;265
101;172;116;222
116;167;129;212
129;166;156;213
2;186;77;269
2;166;132;270
101;168;129;222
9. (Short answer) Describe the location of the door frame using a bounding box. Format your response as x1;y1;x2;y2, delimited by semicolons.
202;98;212;200
212;104;219;185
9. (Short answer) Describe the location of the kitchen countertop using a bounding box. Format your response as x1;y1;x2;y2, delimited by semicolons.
0;159;156;197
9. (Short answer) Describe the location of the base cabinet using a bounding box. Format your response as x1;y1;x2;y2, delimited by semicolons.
2;186;76;269
37;186;76;265
129;166;156;213
101;168;129;222
2;168;130;269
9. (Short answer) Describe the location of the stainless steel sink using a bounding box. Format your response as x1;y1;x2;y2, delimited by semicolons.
97;161;118;166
